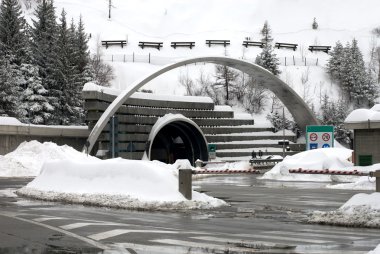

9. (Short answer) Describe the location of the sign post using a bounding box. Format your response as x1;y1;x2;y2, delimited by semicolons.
306;125;334;150
208;144;216;160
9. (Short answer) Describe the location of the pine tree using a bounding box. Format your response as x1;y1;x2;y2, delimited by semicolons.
327;41;344;80
312;17;318;30
255;21;281;76
0;0;27;64
31;0;60;124
19;63;54;124
327;39;378;107
0;55;20;117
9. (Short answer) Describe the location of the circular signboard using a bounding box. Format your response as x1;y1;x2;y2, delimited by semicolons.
322;133;330;142
310;133;318;142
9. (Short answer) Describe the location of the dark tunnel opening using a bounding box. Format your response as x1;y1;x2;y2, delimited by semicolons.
149;121;208;165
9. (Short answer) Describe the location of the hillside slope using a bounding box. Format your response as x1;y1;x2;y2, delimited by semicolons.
21;0;380;112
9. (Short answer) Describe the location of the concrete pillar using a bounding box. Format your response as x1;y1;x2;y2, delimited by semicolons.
178;168;192;200
370;170;380;192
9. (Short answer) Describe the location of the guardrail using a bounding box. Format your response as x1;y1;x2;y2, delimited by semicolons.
289;168;380;192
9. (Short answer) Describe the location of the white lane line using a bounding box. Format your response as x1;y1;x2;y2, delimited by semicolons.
266;230;363;241
88;229;177;241
0;212;116;252
235;233;332;244
33;216;66;222
60;222;101;230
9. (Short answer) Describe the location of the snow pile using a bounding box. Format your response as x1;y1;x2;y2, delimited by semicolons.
345;104;380;123
309;193;380;228
0;141;98;177
13;147;226;210
261;148;355;182
369;244;380;254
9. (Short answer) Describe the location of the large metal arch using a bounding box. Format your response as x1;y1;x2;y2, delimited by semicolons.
83;56;319;154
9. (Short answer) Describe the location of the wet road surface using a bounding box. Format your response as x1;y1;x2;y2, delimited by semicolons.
0;176;379;253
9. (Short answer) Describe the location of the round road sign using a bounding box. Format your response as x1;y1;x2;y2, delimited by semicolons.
322;133;330;142
310;133;318;142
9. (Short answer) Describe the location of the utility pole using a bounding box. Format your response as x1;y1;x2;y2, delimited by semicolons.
108;0;112;19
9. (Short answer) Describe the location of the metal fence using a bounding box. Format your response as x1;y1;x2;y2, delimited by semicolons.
101;53;321;67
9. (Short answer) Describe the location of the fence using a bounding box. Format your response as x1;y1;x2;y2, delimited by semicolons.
100;53;321;67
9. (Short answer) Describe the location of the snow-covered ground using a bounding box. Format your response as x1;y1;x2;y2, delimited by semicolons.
1;141;380;251
4;141;225;210
18;0;380;114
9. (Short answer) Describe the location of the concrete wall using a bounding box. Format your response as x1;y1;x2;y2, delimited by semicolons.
354;129;380;165
0;124;89;155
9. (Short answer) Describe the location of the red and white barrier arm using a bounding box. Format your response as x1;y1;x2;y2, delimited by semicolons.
192;169;261;175
289;168;370;176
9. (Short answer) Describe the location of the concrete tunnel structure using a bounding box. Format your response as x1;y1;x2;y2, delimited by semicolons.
83;56;319;163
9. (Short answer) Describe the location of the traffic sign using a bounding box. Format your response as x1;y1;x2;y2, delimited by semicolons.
322;133;330;142
310;133;318;141
306;125;334;150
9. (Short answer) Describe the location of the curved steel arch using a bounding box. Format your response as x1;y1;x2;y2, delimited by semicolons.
83;56;319;153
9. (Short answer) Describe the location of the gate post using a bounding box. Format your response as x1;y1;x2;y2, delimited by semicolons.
179;168;192;200
370;170;380;192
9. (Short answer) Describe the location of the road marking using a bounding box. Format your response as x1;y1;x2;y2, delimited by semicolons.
33;216;66;222
0;212;117;252
88;229;177;241
60;222;126;230
60;222;102;230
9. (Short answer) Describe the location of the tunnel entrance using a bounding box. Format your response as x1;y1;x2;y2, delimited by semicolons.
149;119;208;165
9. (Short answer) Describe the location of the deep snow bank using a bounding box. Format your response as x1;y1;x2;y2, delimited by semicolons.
0;141;98;177
309;193;380;228
17;158;227;210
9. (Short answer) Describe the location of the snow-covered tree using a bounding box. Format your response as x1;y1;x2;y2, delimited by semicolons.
31;0;60;124
312;17;318;30
0;0;28;64
255;21;281;76
319;95;351;145
18;63;54;124
327;39;378;107
213;64;239;102
243;76;268;114
0;55;20;117
89;35;114;86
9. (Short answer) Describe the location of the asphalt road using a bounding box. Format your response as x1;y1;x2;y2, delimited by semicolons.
0;176;379;254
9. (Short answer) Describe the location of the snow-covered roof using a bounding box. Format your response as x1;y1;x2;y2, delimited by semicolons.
344;104;380;129
83;82;213;103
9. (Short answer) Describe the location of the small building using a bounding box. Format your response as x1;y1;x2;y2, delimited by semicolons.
344;105;380;166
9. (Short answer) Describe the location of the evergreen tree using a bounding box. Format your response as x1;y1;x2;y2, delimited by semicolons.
327;39;378;107
255;21;281;76
312;17;318;30
0;0;27;64
319;95;351;145
31;0;60;124
0;55;20;117
19;63;54;124
326;41;344;80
